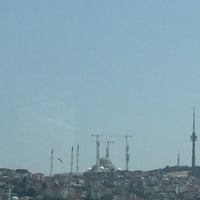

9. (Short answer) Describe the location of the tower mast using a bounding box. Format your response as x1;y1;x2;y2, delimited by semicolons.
191;106;197;169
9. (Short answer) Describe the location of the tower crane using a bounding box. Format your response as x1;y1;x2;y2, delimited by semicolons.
113;134;132;170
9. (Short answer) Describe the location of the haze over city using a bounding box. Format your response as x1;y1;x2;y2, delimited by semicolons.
1;1;200;175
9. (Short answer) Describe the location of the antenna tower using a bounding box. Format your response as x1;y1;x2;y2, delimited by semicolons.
191;106;197;169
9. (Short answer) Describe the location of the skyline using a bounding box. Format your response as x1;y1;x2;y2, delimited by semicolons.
1;1;200;175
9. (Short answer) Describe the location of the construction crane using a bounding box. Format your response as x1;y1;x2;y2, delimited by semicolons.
105;140;114;158
113;134;132;170
91;134;105;171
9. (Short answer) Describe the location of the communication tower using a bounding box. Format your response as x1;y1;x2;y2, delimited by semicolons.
191;106;197;169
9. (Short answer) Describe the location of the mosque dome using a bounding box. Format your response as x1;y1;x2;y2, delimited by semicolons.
92;157;116;171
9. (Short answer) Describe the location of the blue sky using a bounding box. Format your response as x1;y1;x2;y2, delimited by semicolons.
1;1;200;175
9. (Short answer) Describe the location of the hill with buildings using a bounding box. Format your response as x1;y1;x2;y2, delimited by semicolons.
1;165;200;200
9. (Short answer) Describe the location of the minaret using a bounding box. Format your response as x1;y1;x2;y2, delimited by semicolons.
96;138;100;170
177;152;180;167
125;135;132;170
191;106;197;169
50;148;53;177
91;134;102;171
105;140;114;158
76;144;79;174
71;145;74;173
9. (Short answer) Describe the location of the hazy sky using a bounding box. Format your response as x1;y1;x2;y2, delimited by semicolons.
1;1;200;175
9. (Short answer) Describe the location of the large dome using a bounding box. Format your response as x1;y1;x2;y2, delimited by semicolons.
92;157;116;171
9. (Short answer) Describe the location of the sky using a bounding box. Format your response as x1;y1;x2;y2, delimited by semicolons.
1;0;200;175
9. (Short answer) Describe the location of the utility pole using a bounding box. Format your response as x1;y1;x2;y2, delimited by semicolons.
76;144;79;174
125;135;132;171
105;140;114;158
71;145;74;174
191;106;197;170
91;134;104;171
50;148;53;177
7;185;14;200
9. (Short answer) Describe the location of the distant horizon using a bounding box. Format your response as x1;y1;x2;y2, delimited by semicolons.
0;161;194;176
